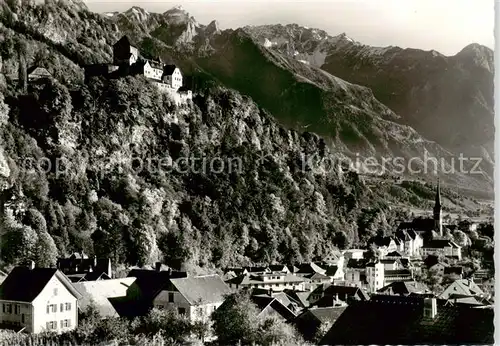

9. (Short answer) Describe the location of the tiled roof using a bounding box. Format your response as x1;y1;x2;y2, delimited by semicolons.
320;295;494;344
73;278;136;317
0;267;81;302
377;281;429;296
168;275;231;305
439;279;485;299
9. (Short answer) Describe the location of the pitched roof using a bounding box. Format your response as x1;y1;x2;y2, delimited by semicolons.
114;35;137;48
297;306;346;323
163;64;178;75
127;269;187;299
283;290;310;308
27;66;51;78
386;251;403;257
320;295;494;345
252;295;297;322
377;281;429;296
439;279;485;299
294;307;346;341
168;275;231;305
0;267;81;302
73;278;136;317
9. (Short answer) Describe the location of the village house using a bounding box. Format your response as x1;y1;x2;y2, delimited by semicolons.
124;265;188;316
343;259;367;288
0;263;81;334
439;279;485;300
226;271;307;292
294;306;346;342
153;275;231;322
394;229;424;257
421;239;462;260
56;252;112;282
27;66;52;82
308;284;369;307
250;294;298;323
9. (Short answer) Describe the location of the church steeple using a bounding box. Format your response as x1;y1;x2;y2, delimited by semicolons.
433;178;442;236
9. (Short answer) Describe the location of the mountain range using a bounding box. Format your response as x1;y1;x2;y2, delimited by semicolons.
0;0;494;195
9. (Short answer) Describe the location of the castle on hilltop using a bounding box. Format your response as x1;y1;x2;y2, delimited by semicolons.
84;36;192;104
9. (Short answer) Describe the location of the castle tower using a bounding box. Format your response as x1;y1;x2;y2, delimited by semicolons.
433;178;442;237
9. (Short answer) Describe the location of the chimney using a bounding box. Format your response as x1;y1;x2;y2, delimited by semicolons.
155;262;162;272
27;260;35;270
423;298;437;319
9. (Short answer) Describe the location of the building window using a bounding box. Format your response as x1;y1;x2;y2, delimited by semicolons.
6;304;11;314
157;305;164;309
178;308;186;315
15;305;20;314
168;293;174;303
65;303;71;311
60;303;64;312
53;288;58;296
61;319;70;328
21;314;25;323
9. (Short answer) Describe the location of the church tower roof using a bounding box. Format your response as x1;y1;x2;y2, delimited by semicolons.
434;178;441;209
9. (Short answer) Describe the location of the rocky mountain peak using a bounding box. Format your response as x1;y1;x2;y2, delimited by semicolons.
455;43;494;72
205;20;221;36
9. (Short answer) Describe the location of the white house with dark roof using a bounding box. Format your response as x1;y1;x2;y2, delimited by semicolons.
153;274;231;322
0;263;81;333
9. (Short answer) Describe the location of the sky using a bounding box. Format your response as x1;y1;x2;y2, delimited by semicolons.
84;0;495;56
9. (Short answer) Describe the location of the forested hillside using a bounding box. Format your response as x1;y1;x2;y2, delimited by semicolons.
0;0;491;272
